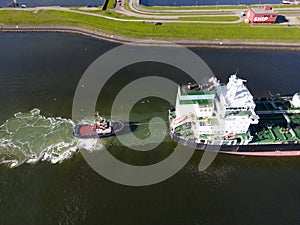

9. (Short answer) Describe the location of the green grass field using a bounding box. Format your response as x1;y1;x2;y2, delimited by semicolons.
138;4;247;10
138;4;300;11
178;16;239;21
107;0;116;9
1;10;300;41
135;11;235;16
278;10;300;14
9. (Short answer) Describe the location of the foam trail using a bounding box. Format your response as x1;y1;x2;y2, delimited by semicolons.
0;109;78;168
77;138;104;152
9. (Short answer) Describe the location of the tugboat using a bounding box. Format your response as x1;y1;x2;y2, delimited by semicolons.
73;111;124;139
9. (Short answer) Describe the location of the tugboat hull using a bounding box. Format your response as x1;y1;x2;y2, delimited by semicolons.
73;121;124;139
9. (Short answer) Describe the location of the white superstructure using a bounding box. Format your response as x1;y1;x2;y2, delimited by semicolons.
171;75;259;145
291;93;300;108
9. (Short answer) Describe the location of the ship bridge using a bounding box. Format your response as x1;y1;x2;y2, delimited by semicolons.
175;77;219;118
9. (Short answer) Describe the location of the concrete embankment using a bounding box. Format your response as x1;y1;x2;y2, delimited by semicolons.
1;25;300;50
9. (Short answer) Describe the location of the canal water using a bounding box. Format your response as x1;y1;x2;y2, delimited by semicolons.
0;0;104;7
0;32;300;224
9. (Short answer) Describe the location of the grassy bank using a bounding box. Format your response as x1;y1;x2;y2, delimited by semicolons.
1;10;300;41
131;11;235;16
138;4;300;11
76;9;141;20
178;16;239;21
107;0;116;9
138;5;247;10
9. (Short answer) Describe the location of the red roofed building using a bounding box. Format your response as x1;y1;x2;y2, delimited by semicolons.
246;6;277;24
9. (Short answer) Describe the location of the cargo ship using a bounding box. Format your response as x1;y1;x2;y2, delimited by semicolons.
169;74;300;156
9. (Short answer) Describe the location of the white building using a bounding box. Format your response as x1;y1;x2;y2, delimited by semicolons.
173;75;259;139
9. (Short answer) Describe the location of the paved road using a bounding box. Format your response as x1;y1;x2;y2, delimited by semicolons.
0;6;143;22
123;0;300;24
0;6;244;23
117;0;300;25
128;0;238;14
0;4;299;25
114;0;246;23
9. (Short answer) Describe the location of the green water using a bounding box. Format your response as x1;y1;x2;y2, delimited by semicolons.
1;32;300;225
0;109;76;167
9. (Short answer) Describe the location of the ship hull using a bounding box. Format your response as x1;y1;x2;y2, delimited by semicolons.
171;134;300;156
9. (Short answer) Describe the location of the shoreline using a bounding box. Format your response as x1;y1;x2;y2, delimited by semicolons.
1;25;300;50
